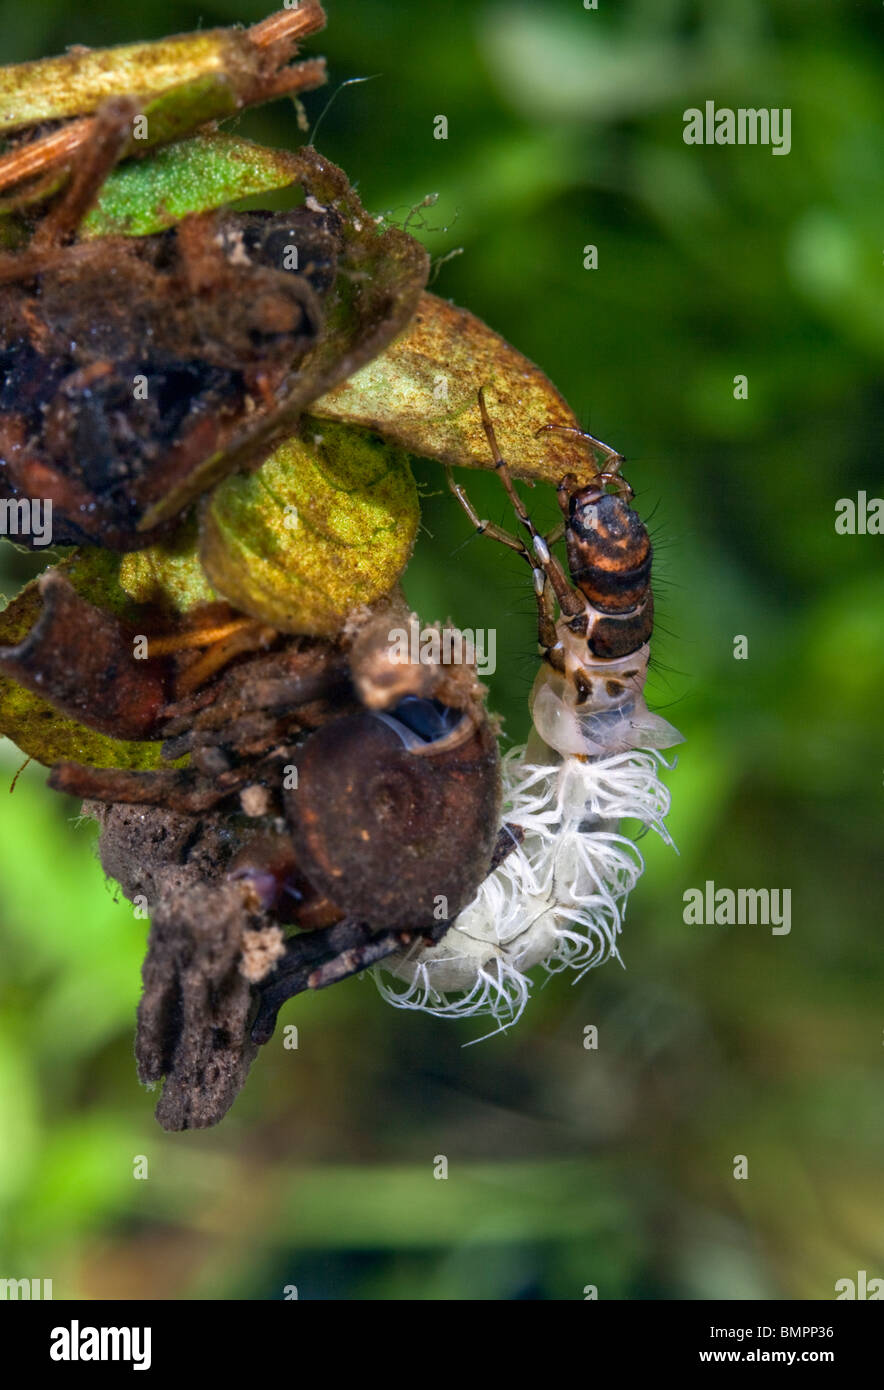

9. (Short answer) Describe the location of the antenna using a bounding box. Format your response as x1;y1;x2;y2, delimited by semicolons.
309;74;381;146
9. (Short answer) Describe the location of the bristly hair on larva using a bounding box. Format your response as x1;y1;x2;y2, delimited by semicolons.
373;388;683;1035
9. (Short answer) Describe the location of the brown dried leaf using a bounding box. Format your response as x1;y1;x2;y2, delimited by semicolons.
0;571;170;741
310;291;601;486
0;553;171;769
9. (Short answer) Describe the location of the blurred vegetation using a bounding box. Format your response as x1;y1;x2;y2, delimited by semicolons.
0;0;882;1300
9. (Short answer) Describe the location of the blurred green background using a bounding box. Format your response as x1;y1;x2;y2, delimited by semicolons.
1;0;882;1300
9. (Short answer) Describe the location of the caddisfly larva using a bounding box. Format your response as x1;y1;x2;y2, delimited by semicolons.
374;389;683;1033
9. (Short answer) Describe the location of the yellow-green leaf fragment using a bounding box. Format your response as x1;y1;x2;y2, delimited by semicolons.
0;6;325;134
311;291;602;487
199;422;419;635
0;7;326;207
0;34;240;133
80;134;304;239
117;520;217;614
0;552;169;770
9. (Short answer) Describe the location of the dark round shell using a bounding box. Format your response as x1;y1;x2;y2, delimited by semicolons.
284;711;501;931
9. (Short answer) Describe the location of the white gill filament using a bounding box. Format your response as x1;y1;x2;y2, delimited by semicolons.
374;739;678;1038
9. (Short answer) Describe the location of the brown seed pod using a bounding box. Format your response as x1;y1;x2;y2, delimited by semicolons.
0;111;429;551
0;204;331;549
285;701;501;932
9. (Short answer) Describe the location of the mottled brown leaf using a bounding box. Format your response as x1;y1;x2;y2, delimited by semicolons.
310;291;602;486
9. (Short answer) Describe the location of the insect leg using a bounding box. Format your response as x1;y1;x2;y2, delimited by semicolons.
445;465;530;558
535;422;630;489
446;464;562;659
477;388;583;617
533;570;563;663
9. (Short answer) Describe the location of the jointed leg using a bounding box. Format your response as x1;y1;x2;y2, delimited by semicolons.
445;465;529;558
476;388;583;617
533;569;559;655
446;462;560;658
537;423;633;501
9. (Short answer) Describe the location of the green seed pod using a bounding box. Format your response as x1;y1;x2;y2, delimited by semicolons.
198;421;419;635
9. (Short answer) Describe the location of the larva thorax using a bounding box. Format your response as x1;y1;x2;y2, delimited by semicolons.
549;472;655;726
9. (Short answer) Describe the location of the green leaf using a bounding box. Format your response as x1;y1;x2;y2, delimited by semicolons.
80;134;305;239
